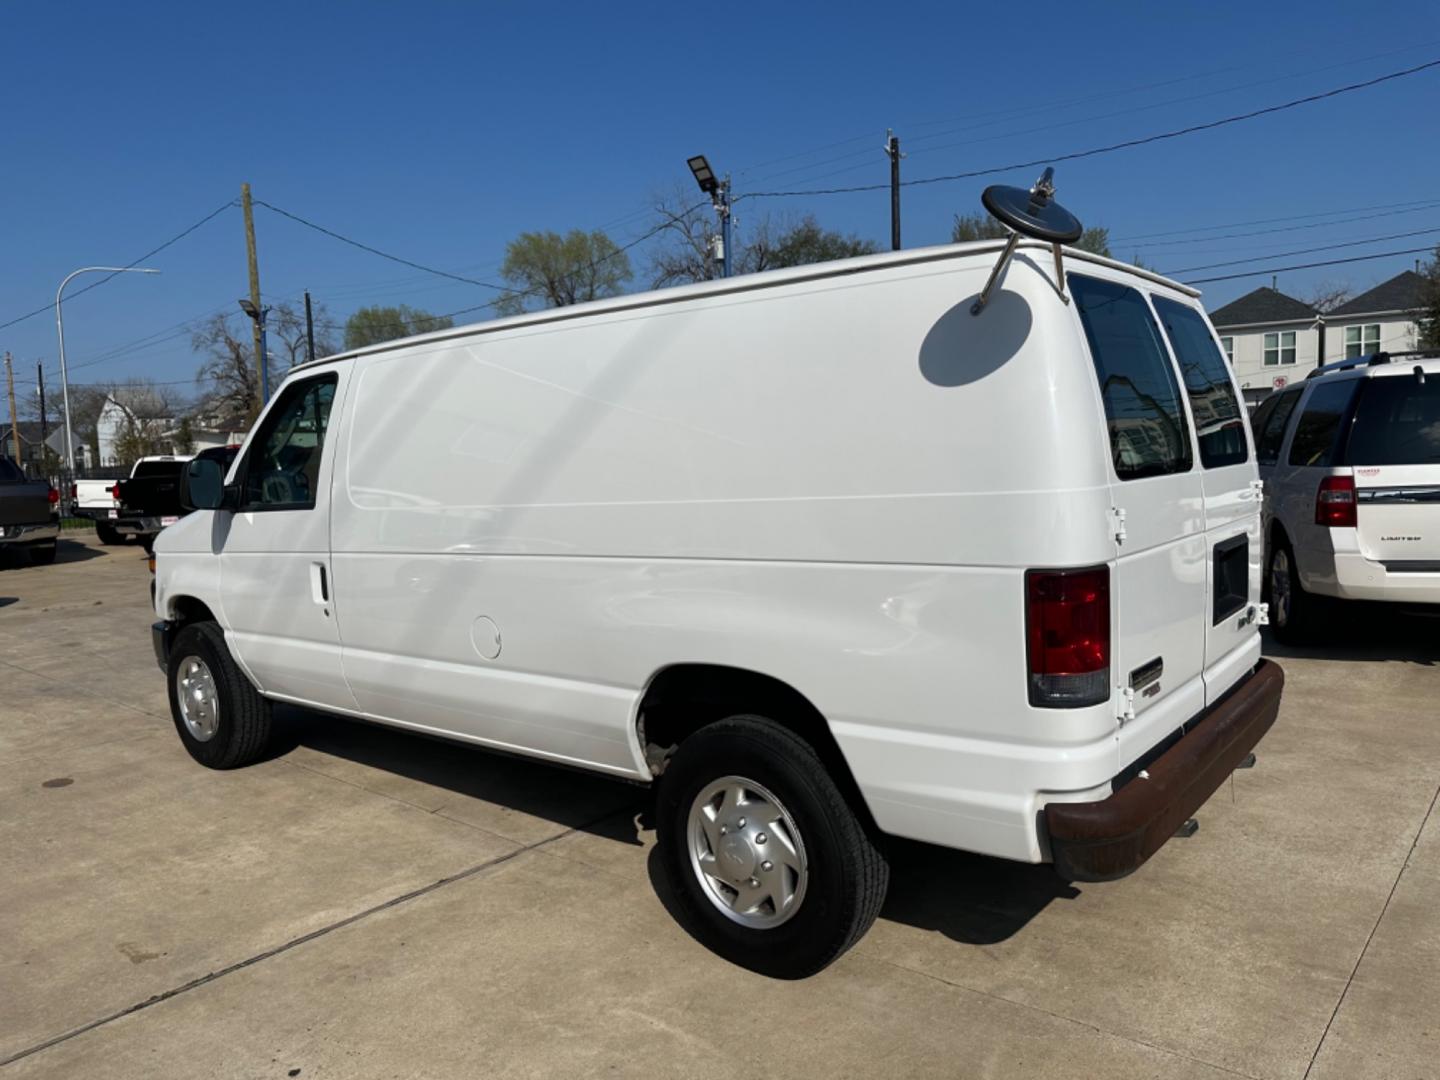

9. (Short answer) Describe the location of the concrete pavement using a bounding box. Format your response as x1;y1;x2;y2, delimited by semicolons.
2;534;1437;1078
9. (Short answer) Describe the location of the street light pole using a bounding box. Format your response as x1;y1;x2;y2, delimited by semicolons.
55;266;160;474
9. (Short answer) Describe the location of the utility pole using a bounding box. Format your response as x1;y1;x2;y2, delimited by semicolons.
885;130;903;251
4;353;19;468
37;364;48;473
240;183;267;404
304;291;316;363
718;177;733;278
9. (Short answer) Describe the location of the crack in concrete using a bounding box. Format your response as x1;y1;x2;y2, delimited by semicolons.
0;806;631;1069
1301;774;1440;1080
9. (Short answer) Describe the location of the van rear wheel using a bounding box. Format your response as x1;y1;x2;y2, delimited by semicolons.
655;715;889;978
166;621;272;769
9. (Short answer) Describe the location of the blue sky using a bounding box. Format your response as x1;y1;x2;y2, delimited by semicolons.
3;0;1439;403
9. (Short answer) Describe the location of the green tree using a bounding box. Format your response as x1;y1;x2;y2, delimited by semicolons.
174;416;196;455
497;229;633;315
762;216;878;270
951;213;1111;256
1418;243;1440;350
342;305;455;350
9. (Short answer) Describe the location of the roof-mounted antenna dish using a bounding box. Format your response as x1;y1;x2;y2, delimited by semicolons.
970;167;1084;316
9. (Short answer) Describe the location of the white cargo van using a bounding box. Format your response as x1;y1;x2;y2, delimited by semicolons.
153;179;1283;976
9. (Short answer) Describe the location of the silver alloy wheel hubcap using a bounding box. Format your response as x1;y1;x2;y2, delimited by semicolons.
687;776;808;929
175;655;220;742
1271;549;1291;628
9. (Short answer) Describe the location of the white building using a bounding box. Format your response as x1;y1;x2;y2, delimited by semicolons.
1209;271;1427;407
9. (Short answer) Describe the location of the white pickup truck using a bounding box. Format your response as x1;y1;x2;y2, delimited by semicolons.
72;477;123;544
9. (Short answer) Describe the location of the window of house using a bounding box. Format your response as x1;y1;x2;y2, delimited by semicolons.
1070;274;1193;480
1219;336;1234;364
1343;324;1381;360
1263;331;1296;366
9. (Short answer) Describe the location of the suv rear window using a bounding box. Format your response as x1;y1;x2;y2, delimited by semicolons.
1071;275;1193;480
1288;381;1357;467
1152;297;1247;468
1346;375;1440;465
1255;388;1301;465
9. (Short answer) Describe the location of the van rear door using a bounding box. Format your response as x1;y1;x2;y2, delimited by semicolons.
1345;371;1440;564
1070;275;1207;740
1151;296;1260;703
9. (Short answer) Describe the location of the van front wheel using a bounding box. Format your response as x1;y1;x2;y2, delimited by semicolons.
655;716;889;978
166;621;272;769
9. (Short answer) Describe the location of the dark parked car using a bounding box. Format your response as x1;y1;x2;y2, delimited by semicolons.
0;457;59;566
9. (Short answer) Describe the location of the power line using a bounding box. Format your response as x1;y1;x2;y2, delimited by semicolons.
1185;245;1436;285
739;57;1440;201
1114;197;1440;244
0;201;237;332
251;200;509;292
1161;226;1440;275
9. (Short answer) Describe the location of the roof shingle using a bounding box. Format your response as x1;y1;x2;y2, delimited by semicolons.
1327;271;1427;318
1208;287;1317;327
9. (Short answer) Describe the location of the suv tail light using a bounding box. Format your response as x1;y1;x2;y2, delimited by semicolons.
1315;475;1357;528
48;487;60;506
1026;567;1110;708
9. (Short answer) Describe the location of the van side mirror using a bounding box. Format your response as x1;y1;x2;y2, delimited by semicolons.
182;457;228;511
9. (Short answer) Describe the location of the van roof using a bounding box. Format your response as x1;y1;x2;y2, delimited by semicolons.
293;239;1202;371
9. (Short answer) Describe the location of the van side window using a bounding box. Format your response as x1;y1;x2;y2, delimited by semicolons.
1070;275;1193;480
1152;297;1247;468
1287;382;1357;467
1254;388;1301;465
240;374;338;511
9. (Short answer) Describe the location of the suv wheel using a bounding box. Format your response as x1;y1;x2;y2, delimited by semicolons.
655;715;889;978
1268;538;1327;644
166;621;272;768
96;523;123;545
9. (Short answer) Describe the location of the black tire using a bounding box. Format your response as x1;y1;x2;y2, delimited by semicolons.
96;523;123;545
655;715;889;978
141;534;156;555
1267;536;1329;645
28;542;57;566
166;621;272;769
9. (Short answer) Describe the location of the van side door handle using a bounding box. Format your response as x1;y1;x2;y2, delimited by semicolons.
310;561;329;606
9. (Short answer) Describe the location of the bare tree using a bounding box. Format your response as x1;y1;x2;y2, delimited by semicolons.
1302;281;1354;314
271;300;338;367
649;184;724;288
192;312;258;419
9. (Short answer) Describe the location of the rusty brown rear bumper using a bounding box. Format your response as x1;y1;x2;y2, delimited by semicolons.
1045;659;1284;882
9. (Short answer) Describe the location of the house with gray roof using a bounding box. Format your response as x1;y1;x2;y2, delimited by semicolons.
1208;270;1429;407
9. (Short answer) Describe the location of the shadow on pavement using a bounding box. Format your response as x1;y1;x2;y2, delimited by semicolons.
878;838;1079;944
1262;604;1440;665
270;707;1076;948
52;539;109;564
0;596;15;608
269;704;646;843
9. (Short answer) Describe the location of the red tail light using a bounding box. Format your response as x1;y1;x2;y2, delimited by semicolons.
48;487;60;505
1026;567;1110;708
111;484;122;500
1315;475;1357;528
69;483;77;499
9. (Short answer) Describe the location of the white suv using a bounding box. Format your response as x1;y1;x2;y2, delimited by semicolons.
1255;351;1440;642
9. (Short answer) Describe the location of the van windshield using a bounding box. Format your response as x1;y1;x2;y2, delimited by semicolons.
1346;375;1440;465
1071;274;1193;480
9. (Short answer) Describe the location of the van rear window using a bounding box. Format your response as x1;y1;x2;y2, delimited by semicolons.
1152;297;1247;468
1071;275;1193;480
1346;375;1440;465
